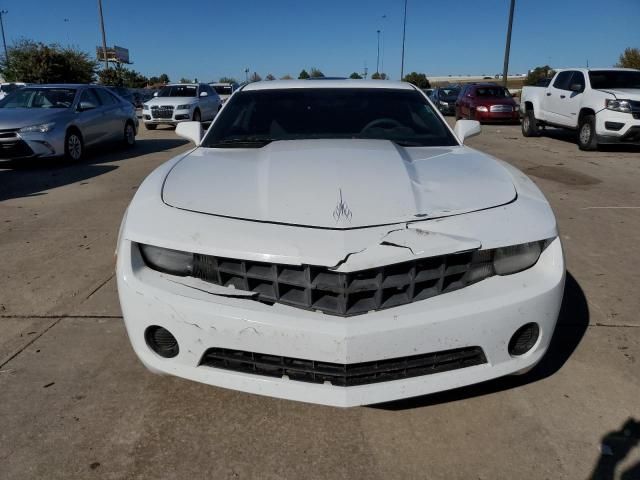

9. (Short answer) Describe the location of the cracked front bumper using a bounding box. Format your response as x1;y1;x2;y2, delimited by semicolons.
117;237;565;407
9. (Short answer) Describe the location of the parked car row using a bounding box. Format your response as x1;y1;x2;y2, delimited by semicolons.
0;84;138;161
429;84;519;124
142;83;222;130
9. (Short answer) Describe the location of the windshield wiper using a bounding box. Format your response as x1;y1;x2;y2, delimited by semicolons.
208;137;274;148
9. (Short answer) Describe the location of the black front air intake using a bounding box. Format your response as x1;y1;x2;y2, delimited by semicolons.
199;346;487;387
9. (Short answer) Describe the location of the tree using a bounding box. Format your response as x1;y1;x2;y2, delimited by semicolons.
309;67;324;78
280;74;293;80
524;65;555;86
402;72;430;89
298;69;310;79
148;76;160;85
219;76;237;84
371;72;387;80
98;65;148;88
265;73;276;81
0;39;96;83
158;73;170;84
249;72;262;82
616;48;640;69
98;68;122;86
349;72;362;79
179;77;193;83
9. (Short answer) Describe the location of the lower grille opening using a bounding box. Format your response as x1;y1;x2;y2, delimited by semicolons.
199;346;487;387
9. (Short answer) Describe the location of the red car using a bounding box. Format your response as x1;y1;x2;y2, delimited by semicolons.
455;84;519;123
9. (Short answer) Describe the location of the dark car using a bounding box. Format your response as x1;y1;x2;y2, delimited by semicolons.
107;86;136;107
455;84;519;123
430;87;461;115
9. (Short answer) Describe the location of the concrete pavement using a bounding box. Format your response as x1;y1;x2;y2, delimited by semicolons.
0;124;638;479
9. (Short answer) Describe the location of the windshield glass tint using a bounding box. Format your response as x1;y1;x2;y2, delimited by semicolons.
0;88;76;109
158;85;197;97
589;71;640;89
475;87;509;97
203;88;458;148
213;86;233;95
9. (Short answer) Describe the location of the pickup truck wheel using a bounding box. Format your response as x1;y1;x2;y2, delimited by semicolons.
522;110;540;137
578;115;598;151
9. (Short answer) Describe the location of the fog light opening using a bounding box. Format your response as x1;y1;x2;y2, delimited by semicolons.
145;326;179;358
508;323;540;356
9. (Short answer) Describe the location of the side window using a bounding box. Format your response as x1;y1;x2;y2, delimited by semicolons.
553;71;574;91
94;88;116;106
79;89;100;109
570;71;585;91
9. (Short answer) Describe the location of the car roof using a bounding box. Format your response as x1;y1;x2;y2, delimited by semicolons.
241;80;416;91
165;83;199;87
22;84;90;88
555;67;640;73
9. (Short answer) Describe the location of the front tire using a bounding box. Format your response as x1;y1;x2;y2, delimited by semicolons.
64;130;83;162
192;109;201;122
578;115;598;151
123;122;136;147
521;110;540;137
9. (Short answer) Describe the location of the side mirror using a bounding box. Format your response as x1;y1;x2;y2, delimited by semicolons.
454;120;481;144
175;121;203;145
78;101;96;112
569;83;583;93
199;91;208;97
153;92;159;97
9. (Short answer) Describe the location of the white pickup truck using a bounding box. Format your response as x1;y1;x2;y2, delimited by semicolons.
520;68;640;150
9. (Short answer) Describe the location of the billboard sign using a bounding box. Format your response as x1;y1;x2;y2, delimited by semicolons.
96;45;130;64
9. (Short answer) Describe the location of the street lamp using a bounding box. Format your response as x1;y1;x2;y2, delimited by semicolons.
400;0;408;80
501;0;516;87
376;30;381;74
97;0;109;70
0;10;9;70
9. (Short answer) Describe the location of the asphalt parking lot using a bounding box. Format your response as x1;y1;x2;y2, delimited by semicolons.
1;123;639;479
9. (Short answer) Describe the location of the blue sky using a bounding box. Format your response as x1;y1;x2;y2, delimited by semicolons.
3;0;639;82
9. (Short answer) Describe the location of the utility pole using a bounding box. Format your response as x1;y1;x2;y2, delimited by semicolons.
400;0;408;80
0;10;9;70
380;15;387;76
501;0;516;87
244;68;249;83
376;30;381;74
97;0;108;70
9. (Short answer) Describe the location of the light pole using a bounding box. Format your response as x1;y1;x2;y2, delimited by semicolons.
501;0;516;87
380;14;387;77
97;0;109;70
244;68;249;83
0;10;9;70
376;30;381;74
400;0;408;80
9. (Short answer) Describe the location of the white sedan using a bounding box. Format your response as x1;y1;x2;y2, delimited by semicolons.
116;80;565;407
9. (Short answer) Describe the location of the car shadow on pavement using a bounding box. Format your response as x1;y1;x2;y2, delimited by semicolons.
371;271;589;411
589;418;640;480
541;128;640;152
0;137;188;202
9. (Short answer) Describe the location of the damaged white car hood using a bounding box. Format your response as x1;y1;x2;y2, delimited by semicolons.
162;139;516;229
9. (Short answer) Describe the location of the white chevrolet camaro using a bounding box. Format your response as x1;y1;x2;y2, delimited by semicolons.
116;80;565;407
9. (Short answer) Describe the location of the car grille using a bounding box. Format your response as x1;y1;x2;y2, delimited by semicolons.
199;346;487;386
0;130;34;159
631;101;640;120
489;104;513;113
151;105;174;119
190;249;495;317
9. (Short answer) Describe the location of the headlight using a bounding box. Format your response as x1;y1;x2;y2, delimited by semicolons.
143;104;150;110
19;122;55;133
176;104;193;110
139;244;193;276
476;106;488;112
493;241;543;275
605;99;632;113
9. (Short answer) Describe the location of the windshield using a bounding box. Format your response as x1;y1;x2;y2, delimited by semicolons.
0;88;76;109
213;85;233;95
589;70;640;89
158;85;197;97
203;88;458;148
475;87;510;97
440;88;460;98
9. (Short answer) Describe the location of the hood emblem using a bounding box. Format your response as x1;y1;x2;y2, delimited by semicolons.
333;188;352;223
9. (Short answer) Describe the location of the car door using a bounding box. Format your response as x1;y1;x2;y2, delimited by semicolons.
557;71;585;128
543;71;574;125
93;88;123;141
75;89;104;146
